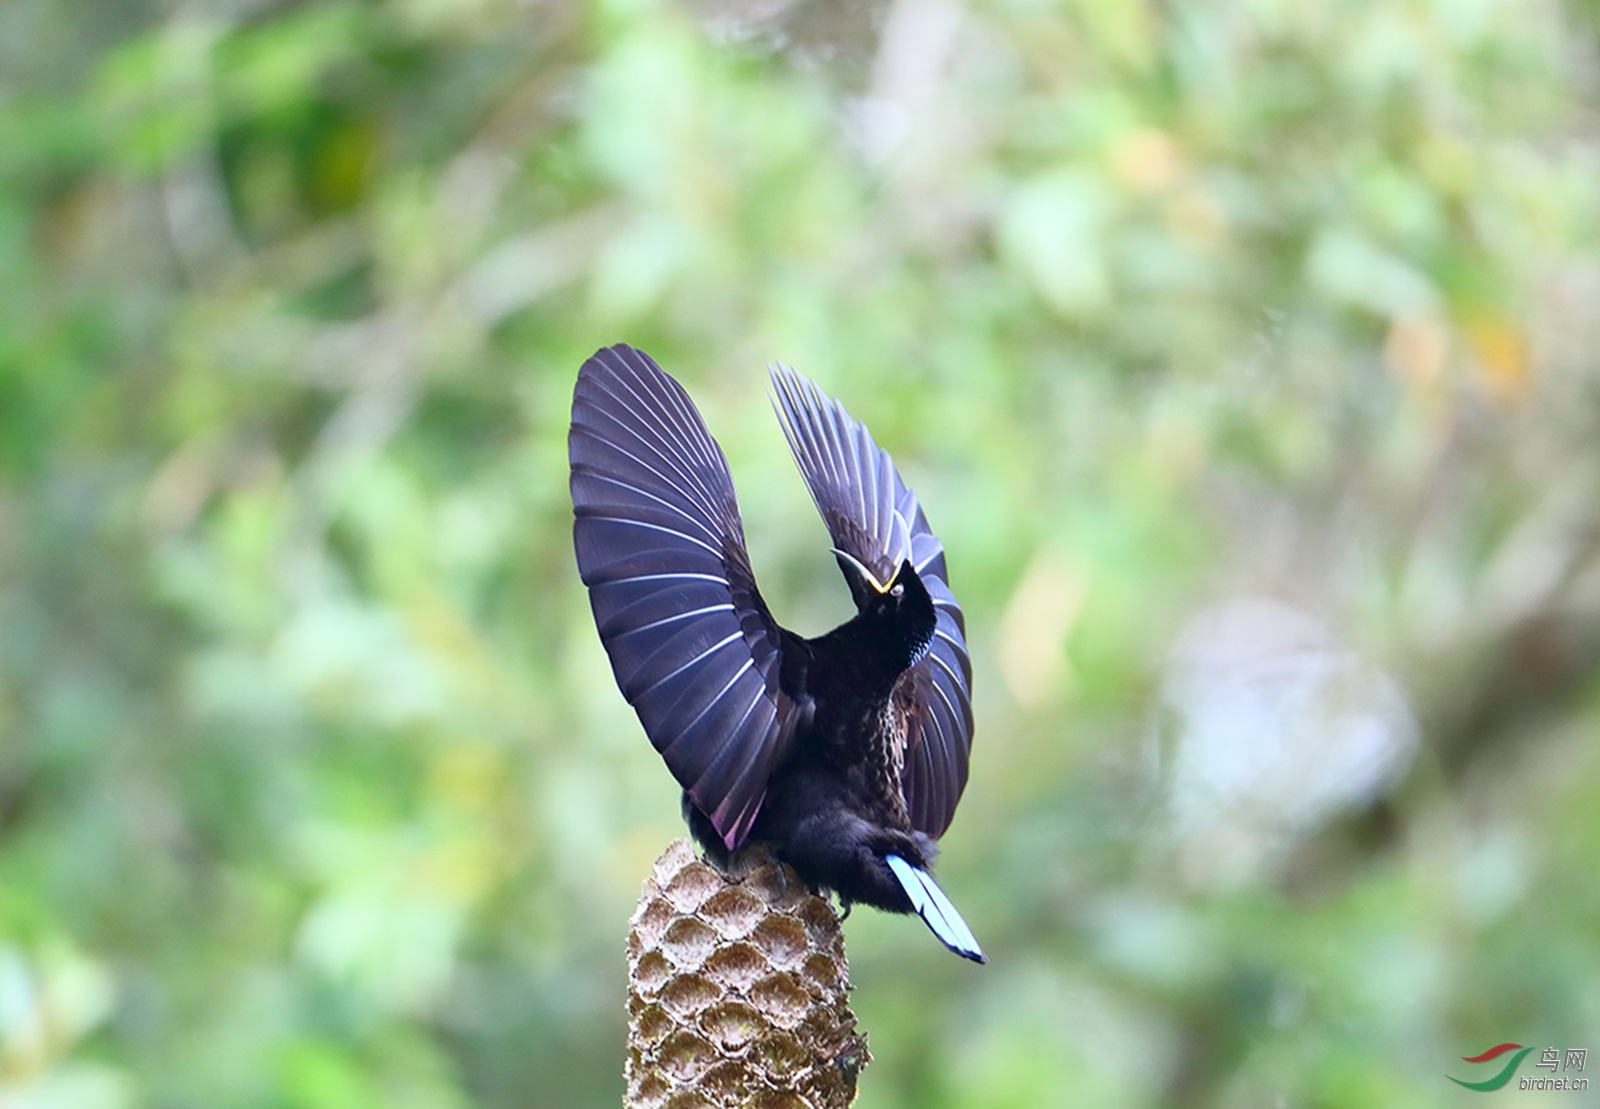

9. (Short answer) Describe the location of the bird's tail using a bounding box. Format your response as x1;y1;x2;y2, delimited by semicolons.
885;855;986;963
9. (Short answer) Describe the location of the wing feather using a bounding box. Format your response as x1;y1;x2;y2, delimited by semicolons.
571;344;792;849
769;364;975;838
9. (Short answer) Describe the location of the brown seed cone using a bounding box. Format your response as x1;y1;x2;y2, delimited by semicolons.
625;838;869;1109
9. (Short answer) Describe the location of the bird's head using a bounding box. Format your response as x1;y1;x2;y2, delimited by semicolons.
832;550;937;669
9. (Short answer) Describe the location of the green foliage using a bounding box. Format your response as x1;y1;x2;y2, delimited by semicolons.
3;0;1599;1104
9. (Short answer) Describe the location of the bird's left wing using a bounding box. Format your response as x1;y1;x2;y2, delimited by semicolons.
769;366;974;839
571;344;794;850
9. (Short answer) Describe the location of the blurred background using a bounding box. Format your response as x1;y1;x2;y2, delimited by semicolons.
4;0;1600;1105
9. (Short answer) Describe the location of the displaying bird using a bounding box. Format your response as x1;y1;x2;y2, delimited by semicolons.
569;344;984;963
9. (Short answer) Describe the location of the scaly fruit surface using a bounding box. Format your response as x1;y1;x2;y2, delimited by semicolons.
625;838;869;1108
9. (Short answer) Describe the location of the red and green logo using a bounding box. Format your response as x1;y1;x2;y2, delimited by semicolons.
1448;1043;1534;1091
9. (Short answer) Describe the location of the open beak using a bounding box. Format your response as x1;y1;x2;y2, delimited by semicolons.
831;548;891;594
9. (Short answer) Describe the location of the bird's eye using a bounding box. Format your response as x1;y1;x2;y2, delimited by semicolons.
890;583;905;598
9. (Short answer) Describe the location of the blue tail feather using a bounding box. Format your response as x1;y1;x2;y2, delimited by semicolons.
885;854;986;963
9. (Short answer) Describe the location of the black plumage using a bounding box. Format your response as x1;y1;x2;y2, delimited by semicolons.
569;344;983;962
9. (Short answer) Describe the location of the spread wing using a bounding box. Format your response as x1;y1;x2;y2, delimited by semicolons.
770;366;974;839
570;344;793;850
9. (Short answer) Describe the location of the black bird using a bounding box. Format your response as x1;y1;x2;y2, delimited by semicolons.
569;344;984;963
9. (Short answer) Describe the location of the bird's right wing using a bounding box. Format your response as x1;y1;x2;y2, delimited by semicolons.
570;344;794;850
769;366;974;840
